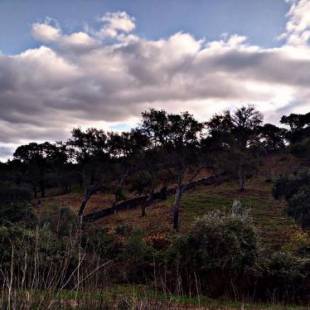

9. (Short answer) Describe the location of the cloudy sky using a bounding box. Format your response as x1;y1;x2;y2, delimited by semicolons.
0;0;310;160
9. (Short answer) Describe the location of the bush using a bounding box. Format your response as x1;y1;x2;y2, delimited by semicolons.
272;169;310;200
120;230;155;282
287;188;310;228
257;252;310;302
167;211;258;296
0;224;77;288
39;206;78;236
273;171;310;228
0;184;32;204
0;183;35;226
115;223;132;236
0;202;36;226
81;228;120;259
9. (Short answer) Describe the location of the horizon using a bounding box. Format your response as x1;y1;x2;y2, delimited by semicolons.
1;0;310;160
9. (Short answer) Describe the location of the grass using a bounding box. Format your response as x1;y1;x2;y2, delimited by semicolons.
3;285;309;309
93;173;307;252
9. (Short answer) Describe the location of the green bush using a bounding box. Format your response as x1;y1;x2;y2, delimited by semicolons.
174;211;257;271
39;206;78;236
272;169;310;200
273;170;310;228
0;225;75;274
257;252;310;302
0;183;35;226
166;211;258;296
120;230;155;282
287;188;310;228
81;228;120;259
0;202;36;226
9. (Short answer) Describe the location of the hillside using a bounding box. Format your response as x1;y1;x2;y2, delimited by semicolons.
38;154;309;252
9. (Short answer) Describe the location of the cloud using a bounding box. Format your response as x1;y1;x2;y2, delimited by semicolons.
98;11;136;39
0;4;310;159
32;20;99;51
280;0;310;45
32;18;61;43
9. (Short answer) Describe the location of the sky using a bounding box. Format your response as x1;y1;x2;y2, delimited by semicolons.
0;0;310;160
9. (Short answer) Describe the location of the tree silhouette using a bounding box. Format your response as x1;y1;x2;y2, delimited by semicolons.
207;106;263;191
141;109;205;230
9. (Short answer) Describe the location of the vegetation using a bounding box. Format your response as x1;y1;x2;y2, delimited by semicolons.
0;107;310;308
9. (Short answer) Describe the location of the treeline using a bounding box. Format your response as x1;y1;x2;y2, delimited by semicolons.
1;106;310;230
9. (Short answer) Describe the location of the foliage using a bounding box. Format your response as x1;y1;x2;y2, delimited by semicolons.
258;252;310;302
287;188;310;228
0;183;32;204
273;170;310;228
81;228;120;259
39;205;78;236
120;230;155;282
0;202;36;226
206;105;263;191
166;211;258;296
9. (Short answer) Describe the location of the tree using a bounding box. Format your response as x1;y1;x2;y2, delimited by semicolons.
68;128;110;222
108;129;150;212
281;112;310;144
258;123;287;154
206;106;263;191
281;112;310;161
129;148;167;217
13;142;57;198
141;109;205;230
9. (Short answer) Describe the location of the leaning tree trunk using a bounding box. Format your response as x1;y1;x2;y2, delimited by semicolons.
172;185;183;231
78;186;97;225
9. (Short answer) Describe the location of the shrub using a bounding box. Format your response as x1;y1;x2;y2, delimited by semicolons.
0;224;77;289
81;228;120;259
120;230;155;282
273;170;310;228
0;184;32;204
39;205;78;236
115;223;132;236
287;188;310;228
167;211;258;296
257;252;310;302
0;203;36;226
180;211;257;271
272;169;310;200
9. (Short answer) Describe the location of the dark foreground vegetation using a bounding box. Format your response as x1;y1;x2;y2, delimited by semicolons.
0;106;310;308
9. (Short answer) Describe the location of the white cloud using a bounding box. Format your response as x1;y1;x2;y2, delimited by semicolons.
280;0;310;45
32;22;100;52
32;21;61;43
98;11;136;39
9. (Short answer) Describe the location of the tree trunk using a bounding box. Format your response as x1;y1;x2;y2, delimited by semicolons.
238;165;245;192
78;188;95;224
172;186;183;231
